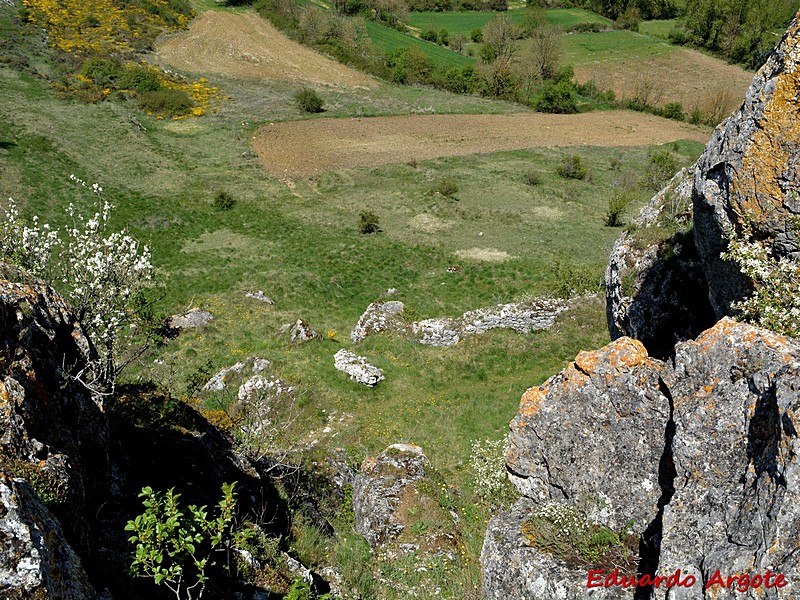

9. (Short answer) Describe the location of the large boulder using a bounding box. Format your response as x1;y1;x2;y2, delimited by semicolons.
482;319;800;600
657;318;800;598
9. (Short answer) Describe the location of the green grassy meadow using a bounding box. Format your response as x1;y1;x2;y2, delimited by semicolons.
365;19;475;66
0;2;708;596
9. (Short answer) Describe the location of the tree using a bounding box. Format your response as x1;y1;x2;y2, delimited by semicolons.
526;19;561;81
0;177;155;393
125;483;239;600
482;14;522;67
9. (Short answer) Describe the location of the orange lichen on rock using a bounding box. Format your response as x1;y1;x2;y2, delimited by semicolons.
518;385;548;420
735;19;800;224
574;337;650;375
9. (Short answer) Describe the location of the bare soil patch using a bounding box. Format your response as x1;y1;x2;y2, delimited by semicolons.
157;11;376;88
253;111;710;177
574;48;752;113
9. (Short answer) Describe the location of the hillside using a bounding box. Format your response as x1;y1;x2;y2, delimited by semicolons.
0;0;757;598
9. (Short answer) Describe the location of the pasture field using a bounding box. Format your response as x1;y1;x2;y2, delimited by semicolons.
364;19;475;66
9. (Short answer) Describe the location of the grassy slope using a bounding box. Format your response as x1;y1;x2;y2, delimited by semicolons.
365;20;474;66
560;28;676;67
0;4;707;596
407;7;612;36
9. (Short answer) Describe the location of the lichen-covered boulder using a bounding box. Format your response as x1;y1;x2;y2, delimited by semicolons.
657;318;800;599
289;318;319;343
353;444;429;548
410;317;461;347
350;301;406;343
507;336;669;532
0;472;97;599
692;15;800;317
166;307;213;331
462;298;567;335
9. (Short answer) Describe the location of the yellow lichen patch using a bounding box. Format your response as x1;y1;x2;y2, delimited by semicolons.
574;337;650;375
518;385;548;419
735;22;800;224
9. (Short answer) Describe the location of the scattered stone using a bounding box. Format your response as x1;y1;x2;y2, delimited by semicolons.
203;357;271;392
289;319;319;343
245;290;274;304
353;444;429;548
350;300;406;343
167;307;213;331
333;349;384;387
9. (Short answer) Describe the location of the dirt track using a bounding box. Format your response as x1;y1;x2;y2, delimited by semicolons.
253;111;711;177
157;11;376;87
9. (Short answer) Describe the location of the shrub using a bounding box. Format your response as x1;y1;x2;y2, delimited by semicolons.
523;170;542;186
689;109;703;125
137;88;194;117
293;88;325;113
118;64;162;94
605;190;634;227
125;482;238;599
213;190;236;211
421;27;438;42
433;178;458;198
438;28;449;46
556;155;587;180
470;28;483;43
660;102;685;121
358;211;381;234
534;80;578;114
469;438;517;507
437;65;479;94
668;26;688;45
644;150;679;191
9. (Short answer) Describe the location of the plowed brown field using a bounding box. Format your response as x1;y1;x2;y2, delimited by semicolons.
253;111;710;177
157;11;376;87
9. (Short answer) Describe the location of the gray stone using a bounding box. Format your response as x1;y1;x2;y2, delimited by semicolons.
353;444;429;548
289;319;319;343
0;473;97;599
167;307;213;330
410;317;461;347
462;298;567;335
350;300;406;343
245;290;274;304
333;349;384;387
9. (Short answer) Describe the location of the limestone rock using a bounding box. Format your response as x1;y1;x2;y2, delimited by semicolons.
507;336;669;532
167;307;213;331
605;170;715;356
245;290;274;304
411;317;461;347
350;301;406;343
203;356;271;392
657;318;800;598
692;18;800;317
482;498;632;600
0;472;97;599
333;349;384;387
462;298;567;335
353;444;429;548
289;319;319;343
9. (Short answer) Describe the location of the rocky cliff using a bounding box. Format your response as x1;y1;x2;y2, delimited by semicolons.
606;12;800;353
485;11;800;600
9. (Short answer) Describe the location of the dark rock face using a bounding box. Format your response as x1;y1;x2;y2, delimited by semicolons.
692;18;800;317
483;319;800;600
605;171;716;357
0;267;107;597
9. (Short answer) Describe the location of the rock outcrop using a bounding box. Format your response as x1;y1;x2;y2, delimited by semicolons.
166;307;213;331
607;13;800;352
353;444;430;548
350;301;406;343
483;319;800;599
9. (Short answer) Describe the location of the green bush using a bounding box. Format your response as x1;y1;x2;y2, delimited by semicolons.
137;88;193;117
438;28;449;46
421;27;438;42
556;155;587;180
534;80;578;114
294;88;325;113
213;190;236;211
659;102;685;121
605;190;634;227
118;64;162;94
358;211;381;234
80;57;122;86
433;178;459;198
523;170;542;186
644;150;679;191
470;28;483;43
